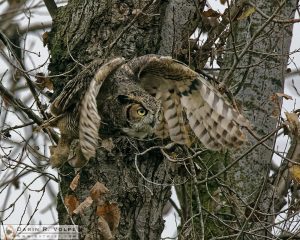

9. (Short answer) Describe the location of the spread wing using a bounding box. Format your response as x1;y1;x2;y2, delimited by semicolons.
50;58;125;164
127;55;250;149
79;57;125;161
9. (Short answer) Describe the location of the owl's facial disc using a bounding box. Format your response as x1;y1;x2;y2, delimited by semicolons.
116;94;157;139
122;103;155;138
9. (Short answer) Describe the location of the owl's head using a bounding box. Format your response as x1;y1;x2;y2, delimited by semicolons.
116;93;160;139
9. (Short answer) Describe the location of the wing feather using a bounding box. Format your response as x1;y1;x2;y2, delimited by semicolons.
155;110;169;139
79;58;125;162
161;90;190;145
128;54;249;150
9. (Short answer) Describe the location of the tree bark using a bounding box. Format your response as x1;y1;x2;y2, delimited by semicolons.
48;0;199;239
174;1;297;239
219;0;296;238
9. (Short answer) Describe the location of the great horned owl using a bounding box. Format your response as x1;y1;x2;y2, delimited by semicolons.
49;55;249;167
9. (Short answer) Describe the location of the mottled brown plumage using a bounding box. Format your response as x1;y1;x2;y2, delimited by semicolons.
49;58;125;167
49;54;249;168
126;55;249;149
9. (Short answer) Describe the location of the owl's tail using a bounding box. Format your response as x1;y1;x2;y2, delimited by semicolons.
78;58;125;166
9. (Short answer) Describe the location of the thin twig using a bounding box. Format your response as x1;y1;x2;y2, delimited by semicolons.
105;0;156;56
250;1;300;23
1;122;35;134
197;0;248;69
221;0;287;86
0;83;59;143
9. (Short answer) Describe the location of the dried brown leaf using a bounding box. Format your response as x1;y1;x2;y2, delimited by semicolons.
285;112;300;135
269;93;279;104
70;173;80;191
98;216;113;240
90;182;109;202
290;165;300;183
64;195;79;215
237;7;256;20
73;196;93;215
35;73;53;90
96;202;120;233
275;92;293;100
271;109;280;117
2;94;11;108
202;9;221;18
285;112;299;124
42;32;49;47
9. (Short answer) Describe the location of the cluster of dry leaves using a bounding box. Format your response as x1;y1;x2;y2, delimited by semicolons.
275;92;300;184
64;174;120;240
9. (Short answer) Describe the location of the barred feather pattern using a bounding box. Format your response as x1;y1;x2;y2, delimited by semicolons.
51;54;249;168
178;77;247;149
154;99;169;139
130;55;249;150
50;74;91;116
79;58;125;163
159;89;190;145
79;79;101;161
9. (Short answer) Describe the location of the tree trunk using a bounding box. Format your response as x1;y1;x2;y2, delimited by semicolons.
219;0;296;238
174;1;297;239
48;0;199;239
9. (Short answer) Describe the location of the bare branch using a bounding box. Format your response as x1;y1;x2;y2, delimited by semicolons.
0;82;59;143
43;0;58;19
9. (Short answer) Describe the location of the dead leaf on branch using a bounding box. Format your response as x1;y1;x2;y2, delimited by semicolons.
96;202;121;233
90;182;109;203
64;195;79;215
98;216;113;240
275;93;293;100
237;7;256;20
285;112;300;135
271;109;280;117
270;93;293;118
70;173;80;191
35;73;53;90
42;32;49;47
73;196;93;215
202;9;221;18
290;165;300;184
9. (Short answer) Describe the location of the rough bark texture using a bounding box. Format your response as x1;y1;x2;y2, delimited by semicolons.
220;0;296;237
48;0;199;239
173;1;297;239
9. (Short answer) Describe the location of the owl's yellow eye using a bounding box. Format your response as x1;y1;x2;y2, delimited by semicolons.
127;104;148;120
137;108;147;116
